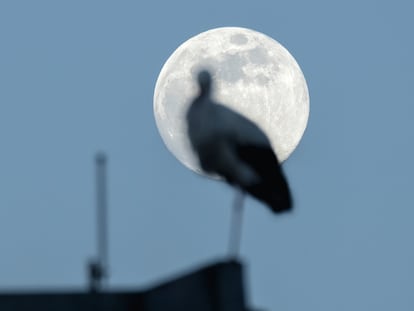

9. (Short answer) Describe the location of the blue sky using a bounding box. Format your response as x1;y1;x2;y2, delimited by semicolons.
0;1;413;310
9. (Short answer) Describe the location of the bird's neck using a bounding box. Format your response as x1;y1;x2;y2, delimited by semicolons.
199;86;211;98
198;94;211;106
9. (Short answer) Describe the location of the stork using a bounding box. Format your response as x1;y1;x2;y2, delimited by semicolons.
186;70;292;256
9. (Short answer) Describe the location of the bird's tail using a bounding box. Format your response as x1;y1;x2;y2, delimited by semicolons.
247;171;292;213
236;145;293;213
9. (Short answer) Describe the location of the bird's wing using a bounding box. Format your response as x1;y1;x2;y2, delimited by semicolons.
212;102;271;147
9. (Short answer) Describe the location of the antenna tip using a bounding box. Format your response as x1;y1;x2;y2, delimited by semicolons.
95;152;107;164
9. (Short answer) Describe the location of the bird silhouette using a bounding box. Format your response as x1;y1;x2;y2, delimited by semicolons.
186;69;292;255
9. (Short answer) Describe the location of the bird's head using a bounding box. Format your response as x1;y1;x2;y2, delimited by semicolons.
197;69;212;95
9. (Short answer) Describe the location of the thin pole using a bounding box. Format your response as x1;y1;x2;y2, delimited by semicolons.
228;188;245;258
95;152;108;286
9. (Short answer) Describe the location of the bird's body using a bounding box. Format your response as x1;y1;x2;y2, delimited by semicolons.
186;70;292;213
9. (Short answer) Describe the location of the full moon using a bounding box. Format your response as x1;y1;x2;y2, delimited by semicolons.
154;27;309;175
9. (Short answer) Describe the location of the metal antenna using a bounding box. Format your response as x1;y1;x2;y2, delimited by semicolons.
88;152;109;292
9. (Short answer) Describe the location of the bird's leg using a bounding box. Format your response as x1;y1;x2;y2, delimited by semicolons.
228;187;245;258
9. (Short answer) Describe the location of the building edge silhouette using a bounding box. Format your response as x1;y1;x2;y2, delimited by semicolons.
0;259;263;311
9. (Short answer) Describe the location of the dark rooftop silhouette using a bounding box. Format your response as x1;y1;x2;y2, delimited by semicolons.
0;260;261;311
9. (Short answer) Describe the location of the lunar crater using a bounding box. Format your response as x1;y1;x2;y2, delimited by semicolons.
247;46;271;65
230;34;248;45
